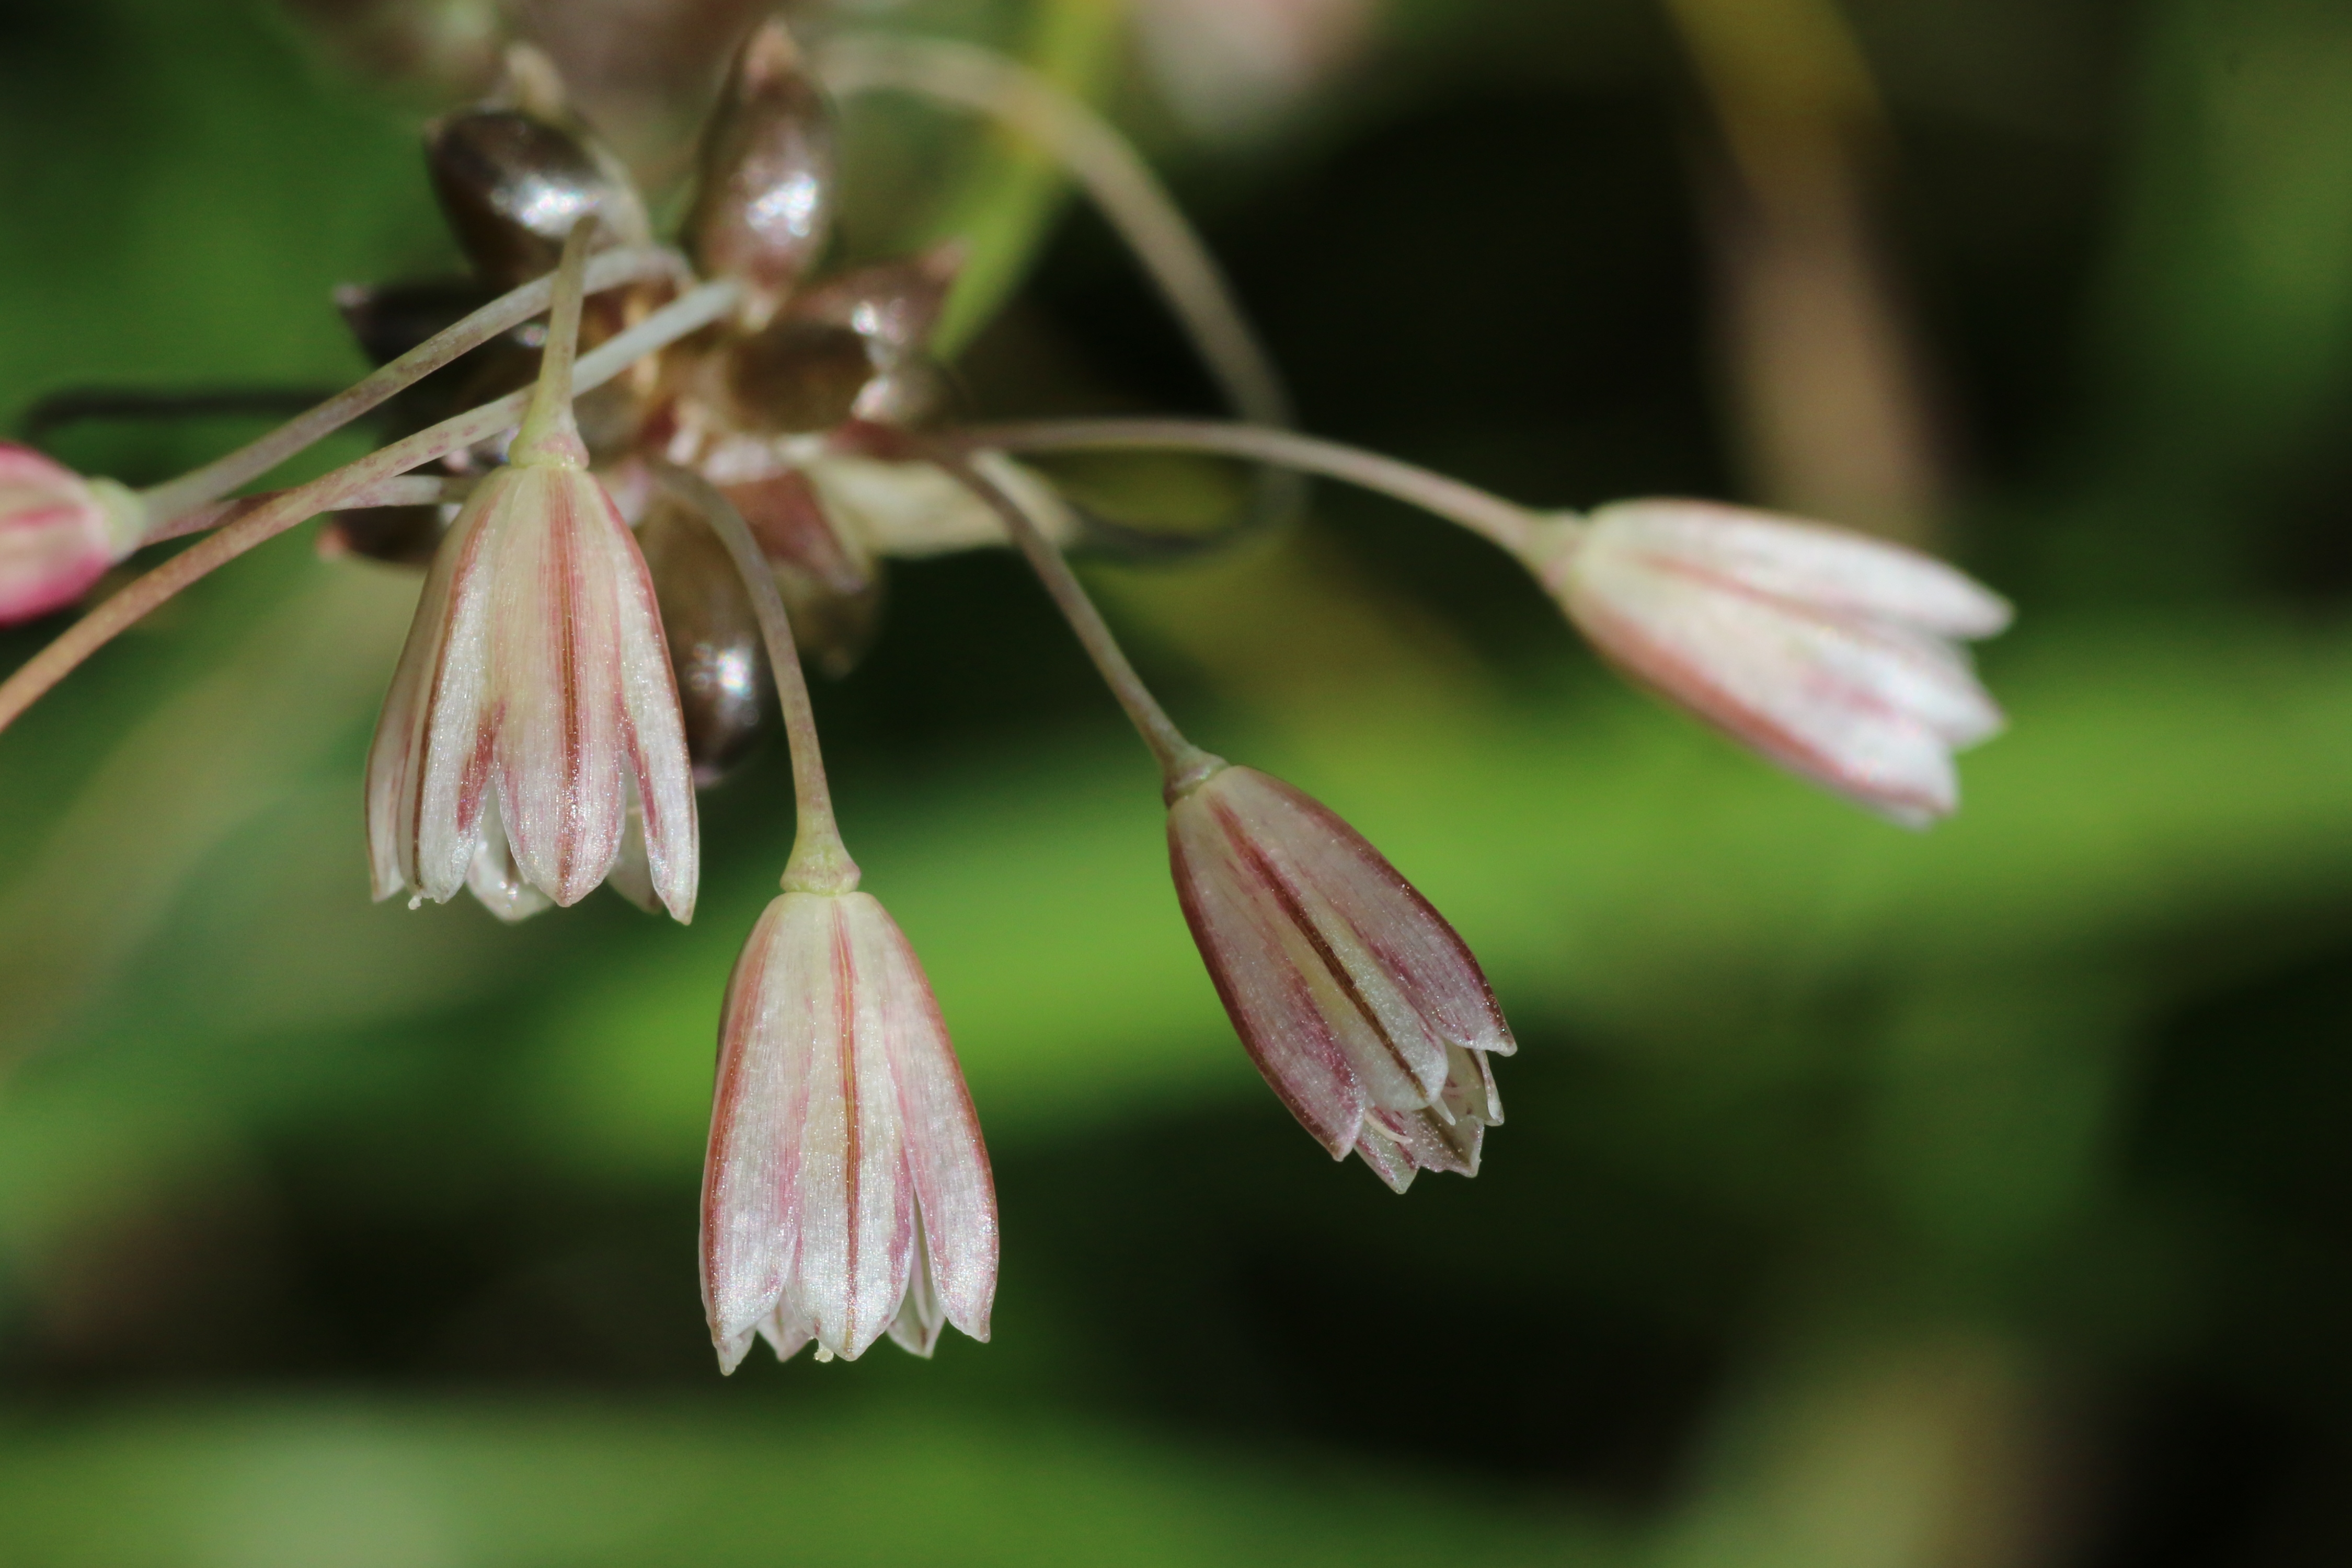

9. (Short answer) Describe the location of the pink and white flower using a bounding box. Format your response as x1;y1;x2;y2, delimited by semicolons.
1532;499;2013;825
1169;763;1513;1192
0;444;143;625
702;889;997;1369
364;445;697;922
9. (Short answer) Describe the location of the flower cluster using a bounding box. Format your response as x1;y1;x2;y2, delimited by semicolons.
0;17;2012;1376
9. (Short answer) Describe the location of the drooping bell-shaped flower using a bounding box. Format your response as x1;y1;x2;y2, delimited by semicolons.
0;445;144;625
365;226;696;922
1168;762;1513;1192
1529;499;2012;826
702;887;997;1369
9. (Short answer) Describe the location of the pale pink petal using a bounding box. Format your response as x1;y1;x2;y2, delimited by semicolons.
0;445;126;624
868;897;997;1342
885;1223;947;1358
777;893;915;1361
1589;501;2013;639
1563;559;1964;824
1171;797;1369;1156
409;483;506;904
757;1302;818;1366
606;494;698;922
605;790;659;914
364;527;461;903
464;795;554;923
489;467;628;906
1351;1124;1418;1193
702;894;812;1366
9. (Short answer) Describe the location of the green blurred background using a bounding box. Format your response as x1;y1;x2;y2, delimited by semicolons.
5;0;2352;1562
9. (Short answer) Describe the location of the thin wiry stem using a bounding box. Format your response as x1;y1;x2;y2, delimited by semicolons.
819;37;1303;537
821;35;1289;428
0;279;741;740
151;475;472;543
935;448;1220;799
960;418;1550;557
655;464;861;896
512;221;596;462
137;247;681;530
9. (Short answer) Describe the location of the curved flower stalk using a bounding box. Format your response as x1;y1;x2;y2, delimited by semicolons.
1529;500;2012;825
676;464;996;1372
943;453;1512;1190
366;223;697;921
965;418;2013;825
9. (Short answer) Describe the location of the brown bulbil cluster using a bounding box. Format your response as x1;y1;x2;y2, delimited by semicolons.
329;28;992;784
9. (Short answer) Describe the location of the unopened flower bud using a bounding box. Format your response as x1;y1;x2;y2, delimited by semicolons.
686;19;837;324
426;106;652;290
0;445;144;625
636;472;776;785
703;888;997;1370
1529;500;2012;825
1168;763;1514;1191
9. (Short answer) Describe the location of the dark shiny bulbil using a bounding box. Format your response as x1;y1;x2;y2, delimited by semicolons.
724;319;877;434
637;477;774;786
789;248;960;357
686;20;835;314
425;108;651;289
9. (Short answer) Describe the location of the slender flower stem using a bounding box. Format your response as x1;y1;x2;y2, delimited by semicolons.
934;448;1221;799
150;475;472;543
512;222;595;462
959;418;1551;558
656;464;861;895
0;278;741;740
137;247;681;530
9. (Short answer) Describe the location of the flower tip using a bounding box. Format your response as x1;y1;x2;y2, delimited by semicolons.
714;1328;755;1376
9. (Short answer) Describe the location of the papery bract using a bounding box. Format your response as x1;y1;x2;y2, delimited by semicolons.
0;445;142;625
364;453;697;922
702;889;997;1370
1536;499;2012;826
1169;763;1513;1191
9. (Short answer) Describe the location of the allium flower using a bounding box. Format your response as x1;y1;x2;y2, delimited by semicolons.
1168;763;1513;1192
702;889;997;1370
0;445;143;625
364;404;697;921
1532;499;2013;826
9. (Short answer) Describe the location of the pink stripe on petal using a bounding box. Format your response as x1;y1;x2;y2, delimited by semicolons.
1589;501;2013;639
492;468;627;906
703;896;796;1362
1171;767;1514;1186
603;482;699;922
1565;566;1960;824
410;485;505;902
1172;802;1366;1156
